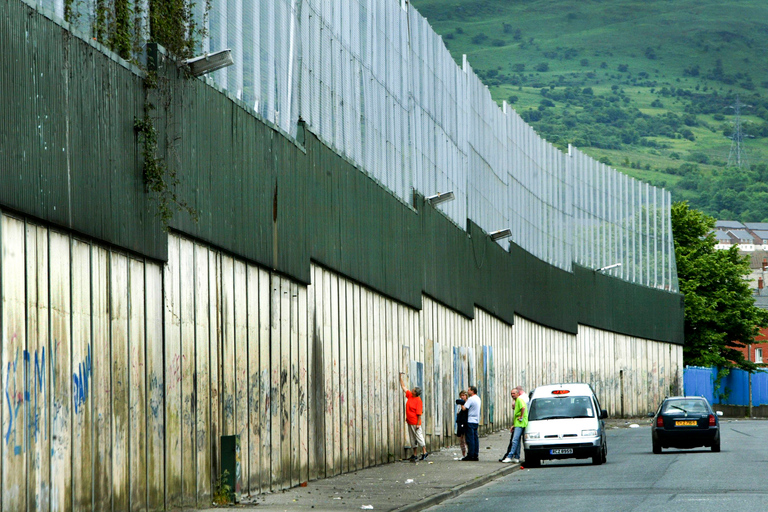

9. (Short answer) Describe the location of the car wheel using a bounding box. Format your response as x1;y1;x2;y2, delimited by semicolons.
652;440;661;454
600;443;607;464
592;447;604;465
525;456;540;468
712;440;720;452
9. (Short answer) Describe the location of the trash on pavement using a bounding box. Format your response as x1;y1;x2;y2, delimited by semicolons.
405;479;414;484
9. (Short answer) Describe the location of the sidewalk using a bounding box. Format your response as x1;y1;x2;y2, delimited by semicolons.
207;419;643;512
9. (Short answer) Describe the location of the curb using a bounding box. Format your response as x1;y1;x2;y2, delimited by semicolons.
392;463;520;512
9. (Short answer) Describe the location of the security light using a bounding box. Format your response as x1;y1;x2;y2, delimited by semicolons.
183;49;234;77
596;263;622;272
489;228;512;241
425;191;455;206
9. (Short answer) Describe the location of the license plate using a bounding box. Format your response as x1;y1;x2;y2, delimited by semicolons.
675;420;697;426
550;448;573;455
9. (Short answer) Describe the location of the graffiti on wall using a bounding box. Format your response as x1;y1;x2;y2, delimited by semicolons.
4;341;92;456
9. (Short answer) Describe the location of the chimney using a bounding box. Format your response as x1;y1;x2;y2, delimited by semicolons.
759;277;764;290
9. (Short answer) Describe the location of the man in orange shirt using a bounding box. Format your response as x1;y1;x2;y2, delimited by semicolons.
399;372;428;461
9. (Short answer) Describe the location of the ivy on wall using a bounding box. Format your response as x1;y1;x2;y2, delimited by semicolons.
66;0;212;228
134;71;198;230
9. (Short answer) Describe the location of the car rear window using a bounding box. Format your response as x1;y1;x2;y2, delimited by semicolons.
528;396;595;421
661;400;709;415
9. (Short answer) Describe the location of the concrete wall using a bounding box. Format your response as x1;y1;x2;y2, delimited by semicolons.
0;213;682;510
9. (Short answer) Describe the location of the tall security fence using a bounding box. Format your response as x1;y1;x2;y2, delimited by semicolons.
27;0;678;292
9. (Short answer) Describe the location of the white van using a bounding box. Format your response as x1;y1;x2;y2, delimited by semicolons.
523;383;608;467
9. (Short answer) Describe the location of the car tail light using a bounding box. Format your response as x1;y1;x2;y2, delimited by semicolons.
708;414;716;426
656;416;664;428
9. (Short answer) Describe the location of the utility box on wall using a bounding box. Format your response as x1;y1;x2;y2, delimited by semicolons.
221;435;241;502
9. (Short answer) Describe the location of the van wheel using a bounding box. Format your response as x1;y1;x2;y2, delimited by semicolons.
525;456;540;467
591;454;603;465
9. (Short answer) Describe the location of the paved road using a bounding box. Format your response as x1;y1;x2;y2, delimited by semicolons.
425;419;768;512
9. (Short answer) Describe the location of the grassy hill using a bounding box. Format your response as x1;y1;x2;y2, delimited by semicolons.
410;0;768;221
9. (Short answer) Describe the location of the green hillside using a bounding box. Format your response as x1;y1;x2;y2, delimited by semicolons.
411;0;768;221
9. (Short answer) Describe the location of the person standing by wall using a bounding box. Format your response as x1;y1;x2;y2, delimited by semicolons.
455;390;469;458
499;385;527;461
461;385;481;461
501;386;528;463
399;372;428;461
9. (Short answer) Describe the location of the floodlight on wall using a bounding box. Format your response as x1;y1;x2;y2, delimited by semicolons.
489;228;512;241
425;191;455;206
596;262;622;272
183;49;234;77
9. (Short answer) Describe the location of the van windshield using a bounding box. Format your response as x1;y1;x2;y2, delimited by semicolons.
528;396;595;421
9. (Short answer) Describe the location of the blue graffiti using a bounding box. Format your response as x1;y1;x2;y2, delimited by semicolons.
4;341;92;455
4;345;47;453
27;347;46;443
72;344;91;414
4;347;21;447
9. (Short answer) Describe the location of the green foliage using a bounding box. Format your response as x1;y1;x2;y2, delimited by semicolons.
671;202;768;371
149;0;206;59
212;469;233;505
134;81;198;230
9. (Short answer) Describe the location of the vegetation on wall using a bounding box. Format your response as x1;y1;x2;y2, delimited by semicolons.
66;0;210;228
671;201;768;371
410;0;768;222
134;74;198;230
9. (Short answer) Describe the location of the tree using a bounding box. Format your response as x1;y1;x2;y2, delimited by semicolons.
672;202;768;371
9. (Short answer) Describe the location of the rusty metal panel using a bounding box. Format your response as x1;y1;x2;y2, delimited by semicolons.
145;262;165;511
164;236;182;508
111;252;130;510
92;246;112;510
128;257;147;512
2;215;28;510
194;245;212;505
70;239;92;510
179;238;197;507
25;223;50;512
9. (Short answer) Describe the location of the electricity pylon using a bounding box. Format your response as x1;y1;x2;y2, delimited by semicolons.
727;96;750;169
